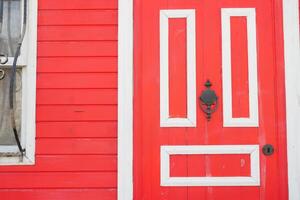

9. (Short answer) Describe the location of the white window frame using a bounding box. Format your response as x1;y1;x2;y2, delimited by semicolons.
118;0;300;199
0;0;37;165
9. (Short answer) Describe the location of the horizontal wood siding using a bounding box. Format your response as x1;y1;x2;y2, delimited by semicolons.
37;57;117;72
0;0;118;199
0;189;116;200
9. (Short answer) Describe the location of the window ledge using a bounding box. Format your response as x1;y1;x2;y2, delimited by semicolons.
0;154;35;166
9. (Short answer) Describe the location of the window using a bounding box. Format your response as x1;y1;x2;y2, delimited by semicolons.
0;0;37;165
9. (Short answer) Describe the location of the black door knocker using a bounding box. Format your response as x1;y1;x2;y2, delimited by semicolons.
199;80;218;121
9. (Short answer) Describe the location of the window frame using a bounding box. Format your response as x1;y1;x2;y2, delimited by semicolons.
0;0;37;165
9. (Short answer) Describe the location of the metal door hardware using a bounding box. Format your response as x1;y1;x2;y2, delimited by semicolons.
0;54;8;65
262;144;274;156
0;68;5;80
199;80;218;121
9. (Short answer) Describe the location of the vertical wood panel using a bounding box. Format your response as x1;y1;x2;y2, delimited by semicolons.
222;8;259;127
169;18;188;118
230;17;250;118
160;10;196;127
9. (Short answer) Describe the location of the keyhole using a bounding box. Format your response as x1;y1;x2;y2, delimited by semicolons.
262;144;274;156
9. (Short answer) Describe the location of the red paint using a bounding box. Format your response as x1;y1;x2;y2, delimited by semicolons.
36;122;117;138
36;138;117;155
170;154;251;177
231;17;250;118
169;19;187;117
0;172;116;188
38;10;117;25
38;26;117;41
38;0;118;10
37;57;117;73
0;189;116;200
0;0;118;199
0;155;117;172
38;41;117;57
134;0;288;200
36;105;117;121
37;73;117;89
37;89;117;105
0;0;289;199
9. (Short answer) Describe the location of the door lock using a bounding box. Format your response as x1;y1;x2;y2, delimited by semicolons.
262;144;274;156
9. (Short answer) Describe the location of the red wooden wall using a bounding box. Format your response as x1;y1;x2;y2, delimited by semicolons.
0;0;118;199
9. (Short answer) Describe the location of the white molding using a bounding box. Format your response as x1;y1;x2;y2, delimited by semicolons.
221;8;259;127
0;0;37;165
118;0;133;199
283;0;300;199
160;9;196;127
160;145;260;186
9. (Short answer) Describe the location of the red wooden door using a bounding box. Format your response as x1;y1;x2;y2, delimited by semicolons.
134;0;288;200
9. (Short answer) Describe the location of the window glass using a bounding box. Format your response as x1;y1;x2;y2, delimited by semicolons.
0;0;21;57
0;68;22;145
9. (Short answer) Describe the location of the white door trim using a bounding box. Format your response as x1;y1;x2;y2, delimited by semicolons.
221;8;259;127
160;145;260;186
160;9;197;127
117;0;300;199
283;0;300;199
118;0;133;199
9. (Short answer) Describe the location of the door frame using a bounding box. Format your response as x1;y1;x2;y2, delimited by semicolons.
117;0;300;199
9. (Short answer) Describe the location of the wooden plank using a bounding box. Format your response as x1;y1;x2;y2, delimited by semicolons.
0;155;116;172
37;57;117;73
38;26;117;41
168;19;187;118
39;0;118;10
36;89;117;105
36;138;117;155
38;10;117;25
36;122;117;138
36;105;117;121
230;17;250;118
0;172;116;188
38;41;117;57
37;73;117;89
0;189;116;200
